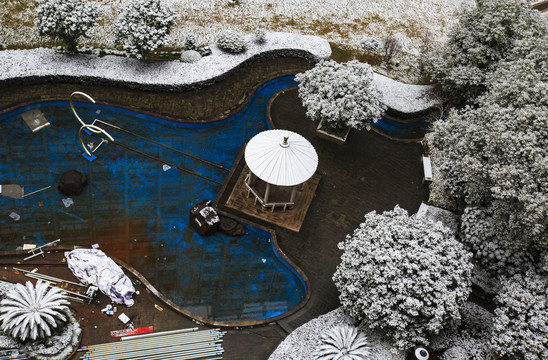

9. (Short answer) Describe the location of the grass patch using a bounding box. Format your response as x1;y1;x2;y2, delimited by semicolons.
329;43;354;63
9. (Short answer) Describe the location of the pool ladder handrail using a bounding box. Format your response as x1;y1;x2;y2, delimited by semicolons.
70;91;115;157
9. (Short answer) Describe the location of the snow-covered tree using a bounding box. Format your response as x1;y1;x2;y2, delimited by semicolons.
382;36;401;63
0;280;70;342
314;325;373;360
490;270;548;359
333;206;473;350
425;34;548;249
460;207;537;279
460;207;540;283
424;0;548;103
114;0;175;59
35;0;100;53
295;60;386;131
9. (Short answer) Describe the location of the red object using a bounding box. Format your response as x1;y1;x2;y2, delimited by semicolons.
110;326;153;338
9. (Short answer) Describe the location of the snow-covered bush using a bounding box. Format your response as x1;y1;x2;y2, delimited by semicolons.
295;60;386;131
254;29;266;44
491;270;548;359
21;310;81;360
432;302;496;360
360;38;379;52
425;33;548;249
35;0;100;53
184;34;197;51
198;46;212;57
269;308;355;360
424;0;548;103
333;206;473;350
114;0;175;58
314;325;373;360
0;280;70;341
216;30;247;53
180;50;202;63
461;207;536;278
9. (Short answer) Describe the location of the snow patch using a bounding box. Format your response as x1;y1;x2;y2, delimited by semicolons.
0;32;330;87
374;73;440;114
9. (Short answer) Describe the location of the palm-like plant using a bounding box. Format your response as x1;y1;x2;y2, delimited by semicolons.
314;324;373;360
0;280;70;341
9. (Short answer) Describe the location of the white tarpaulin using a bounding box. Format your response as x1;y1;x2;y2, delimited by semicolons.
65;249;135;306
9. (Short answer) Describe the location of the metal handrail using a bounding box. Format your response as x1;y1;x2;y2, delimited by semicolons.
78;124;114;157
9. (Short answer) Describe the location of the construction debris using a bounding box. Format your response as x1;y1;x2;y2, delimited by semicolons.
79;328;225;360
118;313;130;324
22;239;60;261
9;212;20;221
110;326;154;338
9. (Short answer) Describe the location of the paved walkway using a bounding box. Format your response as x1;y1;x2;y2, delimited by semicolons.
228;89;429;334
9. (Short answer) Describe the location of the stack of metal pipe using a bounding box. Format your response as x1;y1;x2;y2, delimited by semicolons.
79;328;225;360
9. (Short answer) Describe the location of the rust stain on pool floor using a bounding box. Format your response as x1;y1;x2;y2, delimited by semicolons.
0;76;309;324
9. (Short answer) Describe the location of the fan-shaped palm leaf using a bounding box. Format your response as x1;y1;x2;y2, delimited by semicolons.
0;280;70;341
314;324;373;360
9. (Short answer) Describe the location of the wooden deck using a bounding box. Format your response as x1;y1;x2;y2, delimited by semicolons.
224;167;321;232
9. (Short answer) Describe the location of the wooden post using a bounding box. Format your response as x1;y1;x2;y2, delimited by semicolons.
290;186;298;203
264;182;271;204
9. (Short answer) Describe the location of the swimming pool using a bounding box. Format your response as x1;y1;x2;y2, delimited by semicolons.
0;76;308;324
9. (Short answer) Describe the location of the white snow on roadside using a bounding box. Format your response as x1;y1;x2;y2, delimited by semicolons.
0;32;439;114
0;32;330;86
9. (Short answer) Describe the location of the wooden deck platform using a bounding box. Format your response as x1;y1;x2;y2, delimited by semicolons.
224;167;321;232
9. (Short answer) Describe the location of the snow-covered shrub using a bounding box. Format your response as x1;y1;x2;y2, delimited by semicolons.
432;302;495;360
314;324;373;360
442;346;470;360
114;0;175;59
21;310;81;360
198;46;212;57
180;50;202;63
491;270;548;359
461;207;537;278
295;60;386;131
254;29;266;44
269;308;355;360
424;0;548;103
35;0;100;53
184;34;197;51
441;340;495;360
0;280;70;341
333;206;473;350
360;38;379;52
216;30;247;53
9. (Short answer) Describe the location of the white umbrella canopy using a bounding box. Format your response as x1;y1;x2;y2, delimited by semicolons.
245;129;318;187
